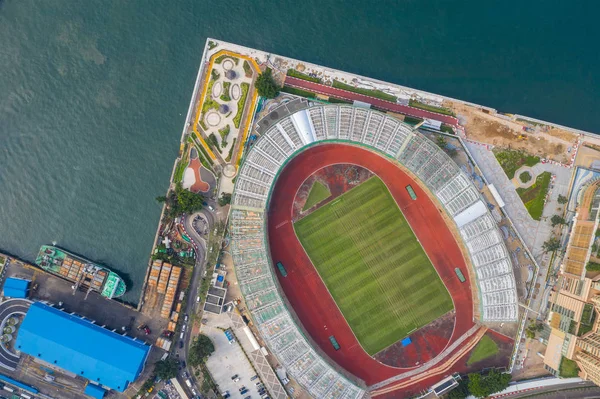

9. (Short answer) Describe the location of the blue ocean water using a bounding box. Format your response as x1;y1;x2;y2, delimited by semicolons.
0;0;598;303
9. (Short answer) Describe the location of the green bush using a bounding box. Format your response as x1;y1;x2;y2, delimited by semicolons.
214;55;238;64
440;124;455;133
243;60;253;77
327;97;352;104
403;116;423;125
287;68;321;83
225;138;236;162
281;86;316;98
220;81;231;102
218;124;230;140
207;41;217;50
207;133;219;150
233;83;250;128
332;80;397;102
587;261;600;271
519;171;532;183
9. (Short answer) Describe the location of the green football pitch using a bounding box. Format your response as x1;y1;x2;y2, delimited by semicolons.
294;177;454;355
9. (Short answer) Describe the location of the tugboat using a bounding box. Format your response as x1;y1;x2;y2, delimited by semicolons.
35;245;126;299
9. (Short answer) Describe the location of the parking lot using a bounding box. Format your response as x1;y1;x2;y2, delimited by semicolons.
204;323;265;399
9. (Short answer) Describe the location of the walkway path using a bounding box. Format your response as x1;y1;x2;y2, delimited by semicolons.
285;77;459;126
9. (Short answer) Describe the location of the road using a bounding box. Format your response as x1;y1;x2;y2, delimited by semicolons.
177;207;215;398
499;381;600;398
0;298;30;370
284;76;459;126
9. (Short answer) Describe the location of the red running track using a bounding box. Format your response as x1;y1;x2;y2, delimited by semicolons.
267;144;475;387
285;76;459;126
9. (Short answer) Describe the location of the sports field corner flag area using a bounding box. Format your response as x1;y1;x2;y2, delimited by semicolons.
294;177;453;355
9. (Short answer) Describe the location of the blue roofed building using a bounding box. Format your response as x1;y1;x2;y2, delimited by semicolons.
15;302;151;392
3;277;30;298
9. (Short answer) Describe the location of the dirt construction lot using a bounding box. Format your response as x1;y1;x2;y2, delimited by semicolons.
448;101;578;163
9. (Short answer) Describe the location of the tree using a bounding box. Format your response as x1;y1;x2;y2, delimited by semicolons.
218;192;232;207
175;182;205;214
557;194;568;204
543;236;561;253
448;379;469;399
188;334;215;367
551;215;566;227
436;136;447;148
255;68;280;98
154;358;178;380
467;370;511;398
156;195;167;203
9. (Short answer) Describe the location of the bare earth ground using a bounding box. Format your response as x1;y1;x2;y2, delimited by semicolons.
447;101;578;163
374;311;455;368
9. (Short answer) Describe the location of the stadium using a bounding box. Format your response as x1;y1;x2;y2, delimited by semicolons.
229;99;519;398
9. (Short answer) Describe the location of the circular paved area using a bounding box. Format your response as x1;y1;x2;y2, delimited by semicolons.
0;299;31;370
223;164;237;178
222;59;234;71
205;111;221;127
514;165;537;188
231;84;241;100
211;81;222;98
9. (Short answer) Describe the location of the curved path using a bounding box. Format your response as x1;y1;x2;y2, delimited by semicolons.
0;298;31;370
267;144;476;392
285;77;459;126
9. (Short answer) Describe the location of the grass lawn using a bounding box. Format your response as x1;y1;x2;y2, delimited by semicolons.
287;68;321;83
467;335;499;366
408;99;455;116
494;149;540;179
559;357;580;378
294;177;453;355
332;80;397;102
517;172;551;220
302;181;331;211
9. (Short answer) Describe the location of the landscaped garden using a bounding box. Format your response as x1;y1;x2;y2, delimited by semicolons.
578;303;596;336
516;172;551;220
196;52;255;165
494;149;540;179
559;357;580;378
